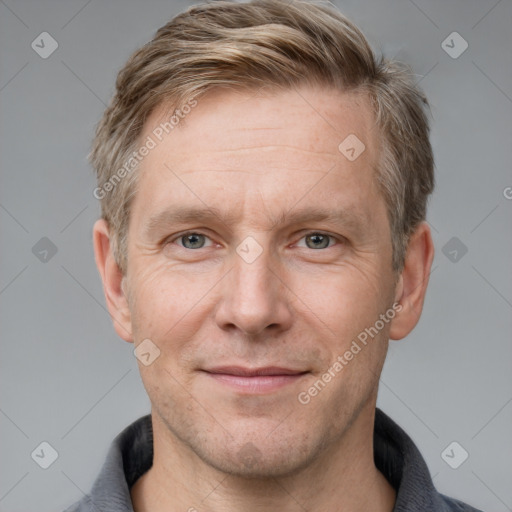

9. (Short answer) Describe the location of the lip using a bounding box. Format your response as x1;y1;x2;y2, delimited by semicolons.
204;366;307;377
201;366;309;393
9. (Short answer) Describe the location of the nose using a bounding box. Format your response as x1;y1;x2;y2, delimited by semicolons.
214;244;293;337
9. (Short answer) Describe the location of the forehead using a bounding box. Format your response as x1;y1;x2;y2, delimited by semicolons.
144;86;377;167
133;85;383;227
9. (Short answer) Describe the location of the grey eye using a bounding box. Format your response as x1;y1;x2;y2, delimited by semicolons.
180;233;207;249
304;233;332;249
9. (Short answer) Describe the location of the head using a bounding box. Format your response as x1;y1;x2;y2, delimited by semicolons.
92;0;434;478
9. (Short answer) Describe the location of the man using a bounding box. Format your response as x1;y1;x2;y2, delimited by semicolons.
66;0;483;510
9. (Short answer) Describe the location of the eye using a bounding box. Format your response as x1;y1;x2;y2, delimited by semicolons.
172;232;213;249
167;231;341;251
296;232;339;250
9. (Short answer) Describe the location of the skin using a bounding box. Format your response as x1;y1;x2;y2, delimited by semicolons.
93;85;434;512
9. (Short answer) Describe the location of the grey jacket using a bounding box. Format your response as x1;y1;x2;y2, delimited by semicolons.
64;408;483;511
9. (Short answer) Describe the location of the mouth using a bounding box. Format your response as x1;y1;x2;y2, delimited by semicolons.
200;366;310;394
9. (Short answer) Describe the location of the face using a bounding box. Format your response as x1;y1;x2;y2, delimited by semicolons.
121;85;401;476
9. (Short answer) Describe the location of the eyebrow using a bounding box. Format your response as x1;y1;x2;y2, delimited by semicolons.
143;204;368;238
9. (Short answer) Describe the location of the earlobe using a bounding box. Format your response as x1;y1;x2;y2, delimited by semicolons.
93;219;134;343
389;221;435;341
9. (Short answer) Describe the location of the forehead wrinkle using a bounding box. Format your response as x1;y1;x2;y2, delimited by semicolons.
170;147;344;178
188;144;340;158
175;167;333;177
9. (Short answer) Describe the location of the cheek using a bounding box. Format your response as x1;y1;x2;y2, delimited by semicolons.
289;263;388;341
129;264;214;327
128;266;226;375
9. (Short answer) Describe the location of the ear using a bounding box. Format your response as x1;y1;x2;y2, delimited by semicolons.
93;219;133;343
389;221;435;340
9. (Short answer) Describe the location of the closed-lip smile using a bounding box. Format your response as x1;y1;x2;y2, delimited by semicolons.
201;366;309;393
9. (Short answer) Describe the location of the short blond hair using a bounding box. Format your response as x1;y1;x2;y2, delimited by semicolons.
90;0;434;274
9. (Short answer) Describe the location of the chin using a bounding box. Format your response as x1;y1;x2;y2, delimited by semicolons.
153;392;341;479
192;429;323;480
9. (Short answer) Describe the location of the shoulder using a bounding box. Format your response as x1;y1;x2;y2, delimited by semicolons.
62;495;93;512
438;493;485;512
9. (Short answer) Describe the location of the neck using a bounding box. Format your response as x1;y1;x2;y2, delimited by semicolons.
131;405;396;512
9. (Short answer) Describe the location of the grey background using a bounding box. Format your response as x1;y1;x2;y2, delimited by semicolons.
0;0;510;511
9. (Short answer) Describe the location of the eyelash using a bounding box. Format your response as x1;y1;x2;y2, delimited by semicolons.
167;231;342;250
